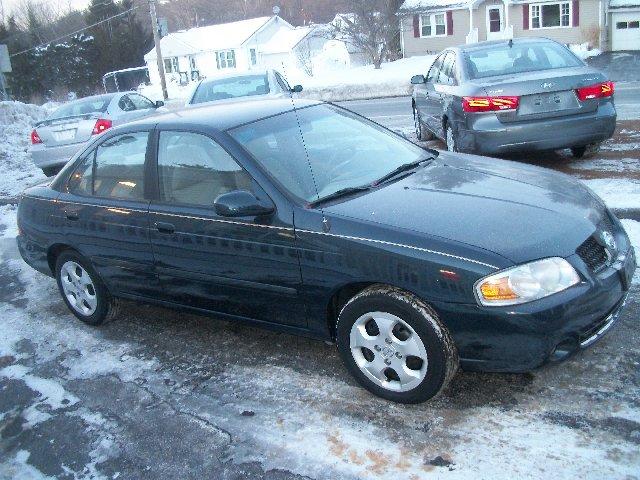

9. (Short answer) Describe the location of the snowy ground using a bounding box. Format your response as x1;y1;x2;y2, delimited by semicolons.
2;99;640;478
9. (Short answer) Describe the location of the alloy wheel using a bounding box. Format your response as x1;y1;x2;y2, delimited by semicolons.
349;311;428;392
60;261;98;316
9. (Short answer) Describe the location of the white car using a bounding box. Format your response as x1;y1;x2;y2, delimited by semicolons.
185;70;302;107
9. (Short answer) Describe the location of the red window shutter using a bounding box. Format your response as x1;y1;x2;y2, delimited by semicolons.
523;4;529;30
572;0;579;26
447;10;453;35
413;15;420;37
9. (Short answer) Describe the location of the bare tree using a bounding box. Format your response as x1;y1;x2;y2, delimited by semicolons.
331;0;401;69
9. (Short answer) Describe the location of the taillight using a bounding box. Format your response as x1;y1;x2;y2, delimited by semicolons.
92;118;112;135
462;96;520;113
30;129;42;144
576;81;614;101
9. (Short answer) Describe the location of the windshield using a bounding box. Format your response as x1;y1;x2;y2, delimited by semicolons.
50;94;115;119
464;42;582;79
229;104;428;203
191;75;270;104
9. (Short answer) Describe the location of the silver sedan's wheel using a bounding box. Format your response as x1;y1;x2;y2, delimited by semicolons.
349;311;428;392
59;261;97;316
413;106;422;139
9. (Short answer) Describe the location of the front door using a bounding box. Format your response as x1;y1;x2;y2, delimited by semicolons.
148;129;306;327
486;5;504;40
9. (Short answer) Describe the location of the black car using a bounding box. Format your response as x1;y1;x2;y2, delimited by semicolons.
17;99;634;403
410;38;616;157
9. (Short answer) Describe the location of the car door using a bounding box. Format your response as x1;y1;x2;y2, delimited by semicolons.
432;51;457;139
419;53;445;134
147;129;306;327
56;130;160;298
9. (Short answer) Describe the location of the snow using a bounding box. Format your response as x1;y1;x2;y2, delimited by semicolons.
609;0;640;7
569;43;602;61
399;0;469;11
0;102;50;198
582;178;640;210
260;26;315;54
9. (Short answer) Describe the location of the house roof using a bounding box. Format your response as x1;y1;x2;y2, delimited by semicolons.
259;26;317;54
144;16;290;60
399;0;470;13
609;0;640;8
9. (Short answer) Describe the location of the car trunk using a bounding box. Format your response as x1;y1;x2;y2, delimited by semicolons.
35;114;100;147
471;67;607;123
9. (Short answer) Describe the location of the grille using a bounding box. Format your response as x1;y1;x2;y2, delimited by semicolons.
577;236;608;271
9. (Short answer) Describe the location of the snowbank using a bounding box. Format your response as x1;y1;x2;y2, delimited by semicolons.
0;102;49;199
139;55;436;104
569;43;602;61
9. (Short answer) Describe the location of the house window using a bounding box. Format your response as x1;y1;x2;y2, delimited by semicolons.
164;58;172;73
164;57;179;73
250;48;257;66
488;8;501;32
530;2;571;29
216;50;236;69
420;13;446;37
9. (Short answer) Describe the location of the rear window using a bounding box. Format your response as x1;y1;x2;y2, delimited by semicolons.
191;75;270;104
50;95;114;119
464;42;582;79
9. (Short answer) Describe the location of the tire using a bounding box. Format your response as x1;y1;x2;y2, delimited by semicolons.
445;122;458;152
336;284;458;404
571;142;601;159
55;250;120;326
42;166;62;177
413;105;434;141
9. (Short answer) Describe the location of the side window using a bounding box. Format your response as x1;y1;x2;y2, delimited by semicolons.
129;94;155;110
68;152;94;196
157;131;253;207
437;52;454;84
93;132;148;200
274;72;290;93
118;95;136;112
426;54;443;83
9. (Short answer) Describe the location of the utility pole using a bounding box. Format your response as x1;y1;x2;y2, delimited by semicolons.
149;0;168;100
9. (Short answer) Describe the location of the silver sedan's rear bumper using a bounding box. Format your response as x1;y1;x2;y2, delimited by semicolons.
457;102;617;155
29;141;87;169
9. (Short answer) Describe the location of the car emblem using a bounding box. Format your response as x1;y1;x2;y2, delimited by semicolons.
599;231;617;257
541;82;554;89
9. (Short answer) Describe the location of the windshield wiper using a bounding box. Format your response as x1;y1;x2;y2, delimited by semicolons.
372;156;435;186
308;185;371;207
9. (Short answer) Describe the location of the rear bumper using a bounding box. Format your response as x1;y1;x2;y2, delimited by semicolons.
456;102;617;155
29;141;87;169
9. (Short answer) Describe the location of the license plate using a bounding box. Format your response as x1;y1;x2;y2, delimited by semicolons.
521;91;577;114
53;129;76;141
618;248;636;290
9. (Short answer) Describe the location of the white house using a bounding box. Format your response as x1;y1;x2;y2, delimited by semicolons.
144;15;326;85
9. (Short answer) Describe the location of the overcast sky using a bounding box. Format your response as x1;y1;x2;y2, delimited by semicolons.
1;0;91;19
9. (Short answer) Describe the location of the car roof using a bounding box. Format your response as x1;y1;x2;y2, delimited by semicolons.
127;97;322;131
459;37;559;52
198;70;271;84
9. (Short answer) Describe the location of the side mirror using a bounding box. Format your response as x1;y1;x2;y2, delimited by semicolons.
155;100;165;108
411;75;426;85
290;85;303;93
214;190;275;217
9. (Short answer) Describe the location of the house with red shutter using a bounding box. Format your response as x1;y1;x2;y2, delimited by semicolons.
398;0;638;55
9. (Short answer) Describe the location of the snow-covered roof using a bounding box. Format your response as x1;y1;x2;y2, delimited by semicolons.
144;16;289;60
609;0;640;7
399;0;470;13
260;26;317;54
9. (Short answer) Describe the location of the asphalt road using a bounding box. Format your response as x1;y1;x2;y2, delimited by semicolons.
337;81;640;131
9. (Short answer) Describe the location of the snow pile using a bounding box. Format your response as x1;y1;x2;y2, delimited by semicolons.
0;102;49;199
311;40;351;74
570;42;602;61
582;178;640;210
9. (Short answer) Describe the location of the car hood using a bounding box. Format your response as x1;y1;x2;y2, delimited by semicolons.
324;152;607;264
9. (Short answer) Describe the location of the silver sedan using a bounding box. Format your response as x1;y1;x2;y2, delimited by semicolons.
30;92;164;176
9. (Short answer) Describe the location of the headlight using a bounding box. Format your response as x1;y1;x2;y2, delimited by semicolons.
475;257;580;307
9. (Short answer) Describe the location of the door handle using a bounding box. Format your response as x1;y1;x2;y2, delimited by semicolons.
154;222;175;234
65;212;79;221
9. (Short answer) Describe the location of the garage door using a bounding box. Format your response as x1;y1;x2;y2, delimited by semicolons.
611;12;640;51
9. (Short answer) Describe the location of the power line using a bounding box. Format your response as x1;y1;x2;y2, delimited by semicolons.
9;5;139;57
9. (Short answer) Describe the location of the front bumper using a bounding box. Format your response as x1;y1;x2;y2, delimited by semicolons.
433;246;635;373
456;102;617;155
29;141;87;169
